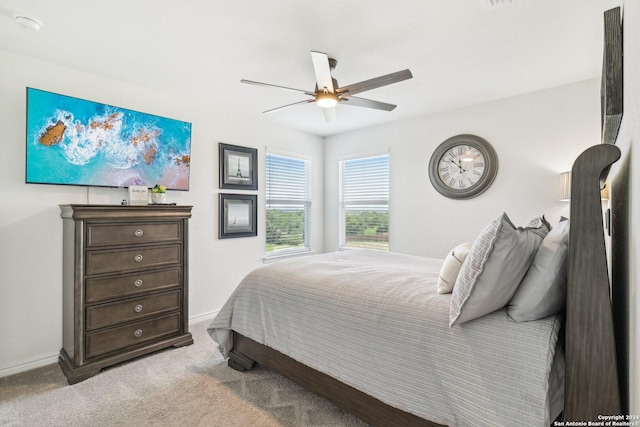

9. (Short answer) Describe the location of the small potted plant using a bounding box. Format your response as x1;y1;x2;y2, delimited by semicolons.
150;184;167;204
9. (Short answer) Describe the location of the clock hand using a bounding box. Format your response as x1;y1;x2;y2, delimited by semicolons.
450;159;466;173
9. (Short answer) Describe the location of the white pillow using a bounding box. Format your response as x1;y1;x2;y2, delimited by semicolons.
508;219;569;322
437;242;472;294
449;213;550;327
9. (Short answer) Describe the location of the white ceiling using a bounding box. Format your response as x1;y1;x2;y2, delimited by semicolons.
0;0;622;137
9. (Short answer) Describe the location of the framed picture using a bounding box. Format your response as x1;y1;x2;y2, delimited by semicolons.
219;193;257;238
219;143;258;190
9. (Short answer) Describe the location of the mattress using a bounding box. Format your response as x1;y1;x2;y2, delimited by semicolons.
208;250;563;426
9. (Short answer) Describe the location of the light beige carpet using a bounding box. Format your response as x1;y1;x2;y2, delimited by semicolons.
0;321;369;427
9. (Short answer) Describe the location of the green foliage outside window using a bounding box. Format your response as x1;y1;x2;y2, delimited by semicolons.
344;210;389;250
266;209;305;252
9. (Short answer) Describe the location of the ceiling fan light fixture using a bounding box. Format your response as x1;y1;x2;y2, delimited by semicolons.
316;92;338;109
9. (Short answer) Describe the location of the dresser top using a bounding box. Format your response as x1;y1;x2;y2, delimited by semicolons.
60;204;193;220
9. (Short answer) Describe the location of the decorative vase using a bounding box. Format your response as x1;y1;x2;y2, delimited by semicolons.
151;192;167;204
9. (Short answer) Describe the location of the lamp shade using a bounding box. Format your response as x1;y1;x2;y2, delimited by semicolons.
601;180;610;200
559;171;609;201
559;171;571;201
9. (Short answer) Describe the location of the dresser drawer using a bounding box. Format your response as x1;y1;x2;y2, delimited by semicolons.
86;222;181;247
85;268;181;303
86;290;180;331
86;244;181;275
85;313;181;359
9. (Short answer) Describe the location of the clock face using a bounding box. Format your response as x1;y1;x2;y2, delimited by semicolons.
437;144;486;191
428;135;498;199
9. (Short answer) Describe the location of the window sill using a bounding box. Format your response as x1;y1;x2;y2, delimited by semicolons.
263;249;316;263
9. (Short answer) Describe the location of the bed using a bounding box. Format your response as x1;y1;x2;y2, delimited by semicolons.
207;143;622;426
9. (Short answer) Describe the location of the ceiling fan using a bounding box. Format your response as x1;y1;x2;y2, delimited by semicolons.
241;51;413;122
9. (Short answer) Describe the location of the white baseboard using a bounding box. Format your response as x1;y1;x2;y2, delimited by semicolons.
0;310;220;379
189;309;219;324
0;353;59;378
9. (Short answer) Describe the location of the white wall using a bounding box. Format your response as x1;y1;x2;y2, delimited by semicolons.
0;49;324;376
609;0;640;415
324;79;599;257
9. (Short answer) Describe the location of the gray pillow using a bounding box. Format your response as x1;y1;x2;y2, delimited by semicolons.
449;213;550;327
508;219;569;322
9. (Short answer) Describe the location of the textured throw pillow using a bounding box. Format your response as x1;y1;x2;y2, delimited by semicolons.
508;219;570;322
449;213;550;327
437;242;472;294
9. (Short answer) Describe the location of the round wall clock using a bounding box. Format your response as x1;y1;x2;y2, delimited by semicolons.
428;134;498;199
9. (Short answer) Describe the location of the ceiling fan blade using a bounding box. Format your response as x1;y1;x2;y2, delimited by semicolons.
336;69;413;97
321;107;336;122
341;96;397;111
241;79;315;96
263;99;314;114
310;51;335;93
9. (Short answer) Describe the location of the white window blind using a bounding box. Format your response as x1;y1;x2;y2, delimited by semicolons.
265;153;312;257
339;154;389;251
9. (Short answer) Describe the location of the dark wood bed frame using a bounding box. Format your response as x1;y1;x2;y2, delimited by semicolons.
227;144;622;426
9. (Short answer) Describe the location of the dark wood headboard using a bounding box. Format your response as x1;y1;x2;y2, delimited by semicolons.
565;143;621;421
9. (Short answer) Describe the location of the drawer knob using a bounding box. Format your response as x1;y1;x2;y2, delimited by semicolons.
134;229;144;237
133;279;143;287
134;254;144;263
134;304;143;313
134;329;143;338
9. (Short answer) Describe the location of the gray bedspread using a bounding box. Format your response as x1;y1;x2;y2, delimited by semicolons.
208;250;563;427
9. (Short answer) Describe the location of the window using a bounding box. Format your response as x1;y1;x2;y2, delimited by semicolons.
339;154;389;251
265;152;312;257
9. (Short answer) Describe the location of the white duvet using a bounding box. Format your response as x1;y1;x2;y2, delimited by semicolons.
208;250;563;427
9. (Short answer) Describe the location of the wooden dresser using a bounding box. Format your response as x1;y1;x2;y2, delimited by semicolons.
58;204;193;384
